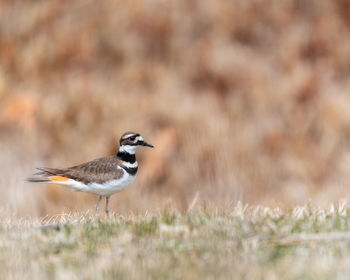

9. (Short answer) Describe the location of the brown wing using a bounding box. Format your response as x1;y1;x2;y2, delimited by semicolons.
35;156;124;184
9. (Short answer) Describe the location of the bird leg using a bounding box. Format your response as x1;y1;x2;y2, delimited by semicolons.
95;195;102;216
105;196;110;217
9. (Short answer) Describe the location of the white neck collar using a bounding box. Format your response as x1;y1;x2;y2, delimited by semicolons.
119;145;137;154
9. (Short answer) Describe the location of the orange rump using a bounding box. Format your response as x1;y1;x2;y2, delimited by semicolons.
49;176;69;182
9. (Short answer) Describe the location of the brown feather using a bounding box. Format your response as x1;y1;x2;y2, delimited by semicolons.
38;156;127;184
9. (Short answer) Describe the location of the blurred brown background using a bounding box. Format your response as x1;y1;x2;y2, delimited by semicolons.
1;0;350;216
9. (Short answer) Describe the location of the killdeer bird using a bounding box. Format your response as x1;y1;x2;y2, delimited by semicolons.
27;132;154;216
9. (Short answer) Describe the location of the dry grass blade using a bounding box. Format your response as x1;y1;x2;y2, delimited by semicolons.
272;232;350;245
187;191;199;212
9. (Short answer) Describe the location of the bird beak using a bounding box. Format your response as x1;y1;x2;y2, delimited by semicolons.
141;141;154;148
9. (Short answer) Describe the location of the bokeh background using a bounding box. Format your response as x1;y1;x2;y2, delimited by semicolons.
1;0;350;216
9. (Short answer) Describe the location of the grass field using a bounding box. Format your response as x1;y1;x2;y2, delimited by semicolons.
2;203;350;280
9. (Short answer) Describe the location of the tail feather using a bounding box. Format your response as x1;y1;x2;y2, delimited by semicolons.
34;167;64;176
28;167;66;183
26;177;51;183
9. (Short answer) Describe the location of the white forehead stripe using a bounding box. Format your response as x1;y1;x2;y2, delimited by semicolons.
136;136;143;141
123;133;136;139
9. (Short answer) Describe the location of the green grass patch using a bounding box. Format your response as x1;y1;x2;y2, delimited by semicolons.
1;204;350;279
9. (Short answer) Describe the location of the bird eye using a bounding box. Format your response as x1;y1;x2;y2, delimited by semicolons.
129;136;136;141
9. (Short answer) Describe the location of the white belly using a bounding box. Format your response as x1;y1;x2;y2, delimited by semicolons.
52;168;137;196
87;170;136;196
